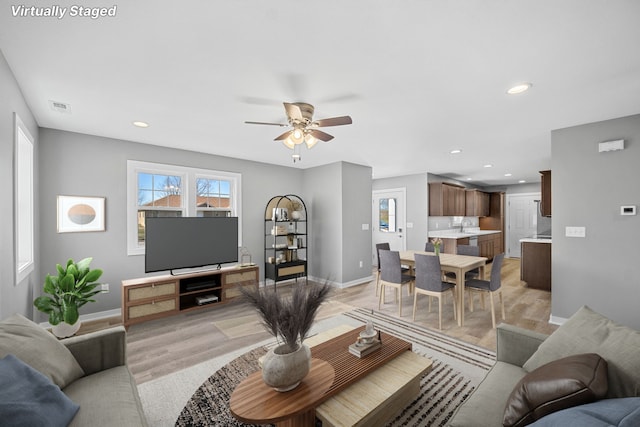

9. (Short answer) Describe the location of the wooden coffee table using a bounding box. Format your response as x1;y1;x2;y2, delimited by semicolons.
229;325;432;427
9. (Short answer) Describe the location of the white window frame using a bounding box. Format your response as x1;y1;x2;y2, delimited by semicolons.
127;160;242;255
15;113;35;284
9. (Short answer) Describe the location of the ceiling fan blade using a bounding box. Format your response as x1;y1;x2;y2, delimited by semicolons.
308;129;334;142
274;130;293;141
313;116;353;127
245;121;288;127
283;102;303;121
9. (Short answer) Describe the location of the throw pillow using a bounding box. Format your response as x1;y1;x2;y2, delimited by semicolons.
523;305;640;398
503;353;608;427
0;314;84;388
0;354;80;427
529;397;640;427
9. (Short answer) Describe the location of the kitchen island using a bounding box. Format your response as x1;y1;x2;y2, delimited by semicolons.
428;229;502;259
520;236;552;291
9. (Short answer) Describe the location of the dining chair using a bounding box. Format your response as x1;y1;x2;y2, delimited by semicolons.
424;241;435;252
444;244;481;283
464;253;505;328
412;253;457;330
378;249;414;317
375;242;390;296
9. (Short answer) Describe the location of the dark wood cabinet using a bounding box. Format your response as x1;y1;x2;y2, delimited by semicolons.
479;192;505;255
521;241;551;291
465;189;490;217
540;170;551;217
478;233;501;260
429;183;466;216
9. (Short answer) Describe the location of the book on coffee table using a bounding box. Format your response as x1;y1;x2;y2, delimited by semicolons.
348;339;382;358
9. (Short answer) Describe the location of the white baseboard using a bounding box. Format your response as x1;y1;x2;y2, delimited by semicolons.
549;313;568;326
308;275;374;289
39;308;122;329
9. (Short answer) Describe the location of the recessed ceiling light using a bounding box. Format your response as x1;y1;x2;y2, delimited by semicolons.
519;180;526;183
466;178;473;181
507;83;532;95
483;164;493;168
504;173;512;177
450;149;462;154
133;121;149;128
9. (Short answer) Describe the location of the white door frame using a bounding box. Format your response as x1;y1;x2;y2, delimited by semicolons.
372;188;407;266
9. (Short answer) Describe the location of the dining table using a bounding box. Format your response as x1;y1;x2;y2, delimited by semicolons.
399;250;487;327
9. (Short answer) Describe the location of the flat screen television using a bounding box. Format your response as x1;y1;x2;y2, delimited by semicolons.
144;217;238;273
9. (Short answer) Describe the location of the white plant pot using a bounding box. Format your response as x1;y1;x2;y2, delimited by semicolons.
52;321;81;338
261;343;311;392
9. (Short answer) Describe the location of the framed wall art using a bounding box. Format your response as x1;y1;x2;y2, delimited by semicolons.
57;195;105;233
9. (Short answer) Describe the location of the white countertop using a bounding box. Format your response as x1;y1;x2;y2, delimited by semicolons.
428;229;501;239
520;237;552;244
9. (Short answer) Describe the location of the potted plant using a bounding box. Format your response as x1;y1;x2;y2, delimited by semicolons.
33;257;103;338
241;281;331;391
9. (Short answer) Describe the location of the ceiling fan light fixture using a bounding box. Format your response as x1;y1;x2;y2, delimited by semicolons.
291;128;304;144
305;134;318;149
282;136;296;149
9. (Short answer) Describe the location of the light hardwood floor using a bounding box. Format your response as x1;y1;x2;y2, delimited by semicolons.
82;258;557;385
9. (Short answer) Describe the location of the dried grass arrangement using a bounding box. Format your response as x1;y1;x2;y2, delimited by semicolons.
241;281;332;353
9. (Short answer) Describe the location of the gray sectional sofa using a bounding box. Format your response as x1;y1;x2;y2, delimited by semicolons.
449;306;640;426
0;314;147;427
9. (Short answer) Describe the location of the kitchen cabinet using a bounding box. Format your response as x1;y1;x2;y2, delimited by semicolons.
442;237;469;254
540;170;551;217
479;192;505;255
429;183;466;216
521;241;551;291
465;189;490;217
478;232;502;260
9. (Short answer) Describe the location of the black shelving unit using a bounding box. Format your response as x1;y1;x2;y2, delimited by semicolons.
264;195;307;287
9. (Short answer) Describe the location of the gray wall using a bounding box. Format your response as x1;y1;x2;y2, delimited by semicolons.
340;162;373;284
372;173;429;251
303;162;373;286
33;129;373;320
551;114;640;329
0;50;39;319
303;163;343;282
37;128;305;320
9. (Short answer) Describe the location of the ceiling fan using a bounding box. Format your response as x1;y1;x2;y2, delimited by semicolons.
245;102;352;162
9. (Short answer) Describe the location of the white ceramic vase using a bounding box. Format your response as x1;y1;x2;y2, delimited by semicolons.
291;210;302;221
52;321;81;338
261;343;311;392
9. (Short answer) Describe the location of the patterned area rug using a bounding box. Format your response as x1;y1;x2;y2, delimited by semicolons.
174;308;495;427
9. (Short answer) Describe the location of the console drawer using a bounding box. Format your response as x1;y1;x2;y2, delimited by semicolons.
128;298;177;319
127;282;177;302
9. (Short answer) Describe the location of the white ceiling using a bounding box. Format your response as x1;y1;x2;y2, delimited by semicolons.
2;1;639;185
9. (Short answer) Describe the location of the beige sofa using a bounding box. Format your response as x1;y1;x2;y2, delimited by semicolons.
449;306;640;426
0;314;147;427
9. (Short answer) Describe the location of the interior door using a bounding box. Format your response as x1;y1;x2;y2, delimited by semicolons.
506;193;539;258
372;188;406;266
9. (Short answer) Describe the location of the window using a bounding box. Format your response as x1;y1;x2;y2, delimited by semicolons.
15;114;35;284
127;161;241;255
379;198;397;232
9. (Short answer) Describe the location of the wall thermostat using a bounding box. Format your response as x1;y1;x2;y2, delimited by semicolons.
620;205;636;216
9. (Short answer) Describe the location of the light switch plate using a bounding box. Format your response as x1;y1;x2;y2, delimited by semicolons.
565;226;586;238
361;223;369;230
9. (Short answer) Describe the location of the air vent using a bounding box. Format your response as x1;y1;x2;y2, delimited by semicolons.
48;100;72;114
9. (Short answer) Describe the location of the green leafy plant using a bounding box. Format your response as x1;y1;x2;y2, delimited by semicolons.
33;257;103;326
241;281;331;353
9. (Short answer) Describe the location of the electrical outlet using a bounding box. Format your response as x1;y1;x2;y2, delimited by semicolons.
101;283;110;292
